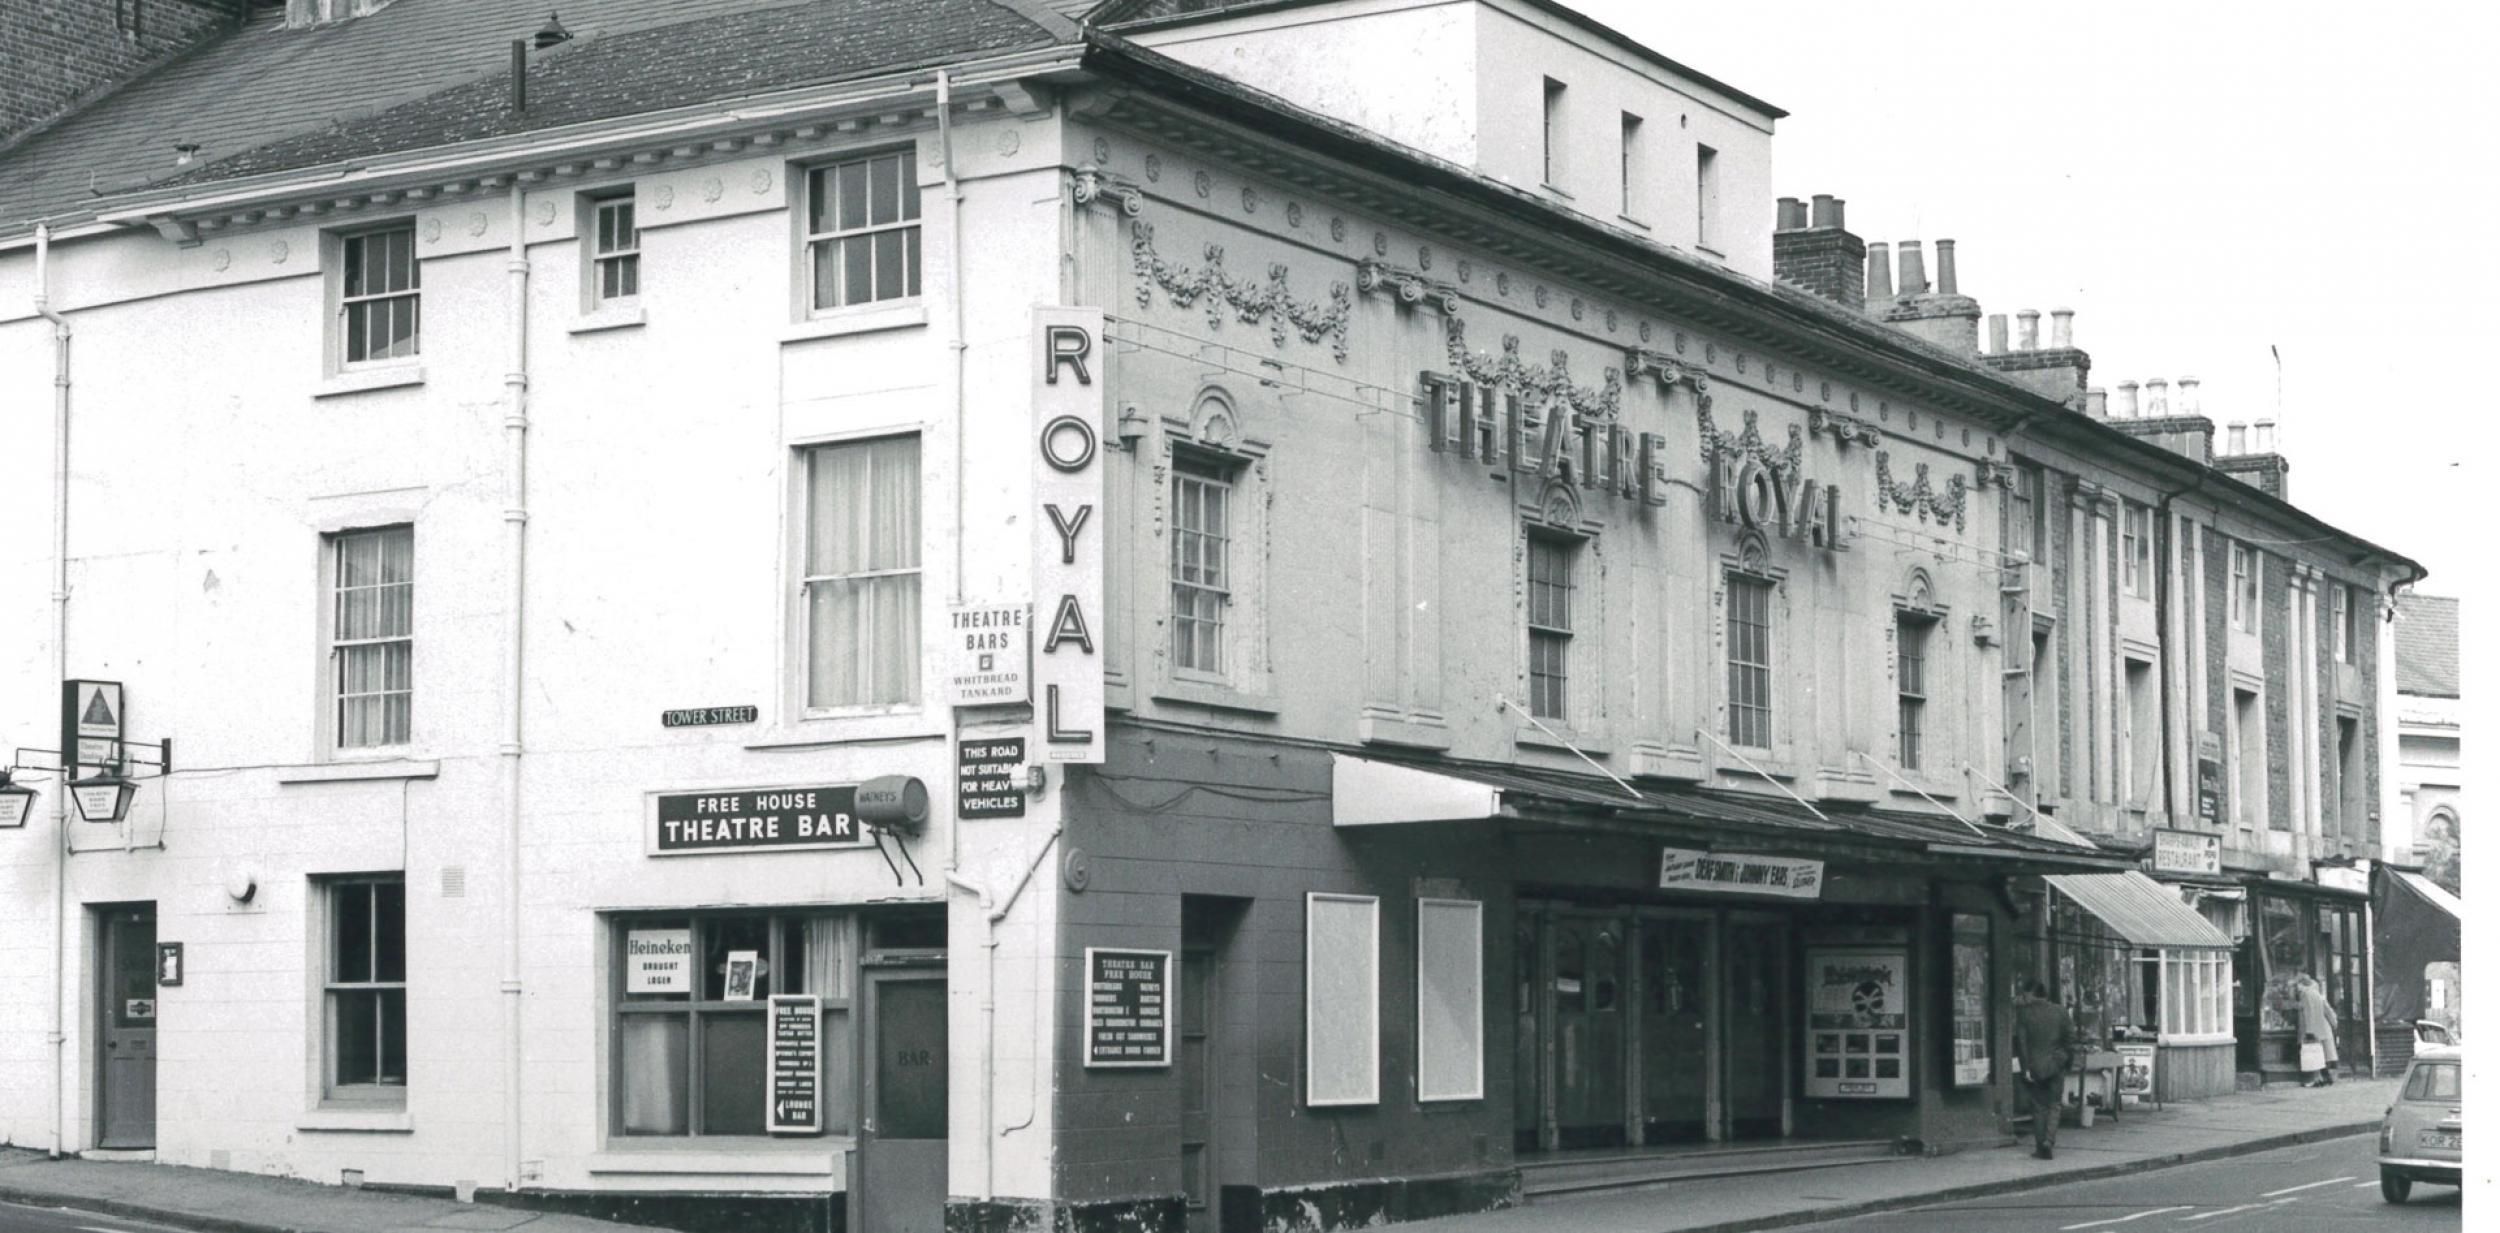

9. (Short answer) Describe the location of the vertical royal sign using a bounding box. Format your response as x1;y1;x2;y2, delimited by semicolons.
1034;307;1106;763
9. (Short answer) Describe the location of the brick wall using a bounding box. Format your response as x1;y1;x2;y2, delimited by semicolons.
2262;552;2292;829
0;0;234;146
1772;227;1867;311
2202;526;2227;737
2052;479;2073;798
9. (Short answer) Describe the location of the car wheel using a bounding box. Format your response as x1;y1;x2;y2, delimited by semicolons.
2381;1169;2412;1204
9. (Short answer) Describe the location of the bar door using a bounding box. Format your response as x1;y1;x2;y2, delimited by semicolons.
98;906;158;1150
858;971;947;1233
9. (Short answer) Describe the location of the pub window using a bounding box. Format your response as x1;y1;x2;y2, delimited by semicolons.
614;912;854;1137
1305;893;1379;1107
2229;542;2258;633
330;525;413;749
2334;585;2355;663
321;875;406;1103
1526;533;1577;720
338;223;419;365
1415;898;1484;1103
1170;452;1235;676
805;149;921;313
1727;572;1774;748
1895;611;1932;769
802;434;921;710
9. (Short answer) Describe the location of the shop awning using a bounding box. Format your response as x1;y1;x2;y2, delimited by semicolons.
1329;752;2137;874
2392;870;2463;922
2045;872;2233;950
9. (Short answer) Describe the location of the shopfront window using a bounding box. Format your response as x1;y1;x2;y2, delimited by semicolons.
2159;950;2231;1039
2257;895;2305;1032
614;912;854;1137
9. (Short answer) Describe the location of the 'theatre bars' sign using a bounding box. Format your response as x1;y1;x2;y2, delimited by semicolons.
1034;307;1106;763
1084;947;1172;1068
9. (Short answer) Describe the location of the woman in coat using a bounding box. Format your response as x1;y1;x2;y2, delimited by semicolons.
2297;975;2340;1086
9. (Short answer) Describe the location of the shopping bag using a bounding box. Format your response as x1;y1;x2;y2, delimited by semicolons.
2299;1041;2326;1072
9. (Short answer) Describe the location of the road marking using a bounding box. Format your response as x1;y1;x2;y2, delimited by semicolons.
2060;1207;2193;1229
2353;1181;2379;1188
2261;1176;2354;1197
2179;1204;2263;1222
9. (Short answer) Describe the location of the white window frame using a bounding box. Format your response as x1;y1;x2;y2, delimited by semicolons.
1304;892;1380;1107
1896;610;1932;770
336;222;420;369
2229;542;2258;633
1526;533;1576;721
2333;585;2353;662
588;191;640;308
1695;143;1720;251
1170;453;1234;678
1415;898;1484;1103
801;147;922;316
798;433;923;715
1541;77;1567;189
1618;111;1645;220
1727;571;1775;749
2158;949;2233;1044
327;524;413;752
320;874;407;1106
2122;503;2151;598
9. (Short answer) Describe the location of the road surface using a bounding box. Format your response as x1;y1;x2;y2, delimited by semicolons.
1793;1134;2460;1230
0;1201;190;1233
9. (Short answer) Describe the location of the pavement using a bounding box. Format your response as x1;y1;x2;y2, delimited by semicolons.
1407;1077;2407;1233
0;1150;651;1233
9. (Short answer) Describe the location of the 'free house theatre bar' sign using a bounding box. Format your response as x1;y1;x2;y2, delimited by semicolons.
649;786;869;855
1084;948;1172;1068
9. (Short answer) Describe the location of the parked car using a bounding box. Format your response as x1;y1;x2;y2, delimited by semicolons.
2414;1019;2454;1047
2379;1046;2462;1202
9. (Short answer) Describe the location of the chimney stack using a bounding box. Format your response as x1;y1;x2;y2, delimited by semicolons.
1896;241;1927;295
2254;420;2275;452
2016;309;2040;351
2050;308;2074;350
1772;193;1867;311
1867;242;1894;301
2116;380;2139;418
1935;239;1959;295
1988;314;2009;353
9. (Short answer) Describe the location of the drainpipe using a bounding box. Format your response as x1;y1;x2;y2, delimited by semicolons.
34;223;73;1159
498;180;533;1195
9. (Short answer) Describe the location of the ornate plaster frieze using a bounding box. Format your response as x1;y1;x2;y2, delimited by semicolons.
1875;451;1970;533
1129;219;1352;362
1971;456;2018;489
1440;316;1622;424
1071;164;1144;216
1697;406;1803;480
1355;258;1459;314
1807;406;1880;451
1625;347;1708;397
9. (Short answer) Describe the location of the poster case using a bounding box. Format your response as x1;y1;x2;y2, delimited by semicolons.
1805;946;1911;1099
1950;914;1991;1088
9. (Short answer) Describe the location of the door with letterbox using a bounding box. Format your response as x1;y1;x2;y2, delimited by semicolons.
97;905;158;1149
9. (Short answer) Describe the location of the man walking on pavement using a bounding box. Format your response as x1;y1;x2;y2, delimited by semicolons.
2297;974;2341;1086
2014;979;2081;1160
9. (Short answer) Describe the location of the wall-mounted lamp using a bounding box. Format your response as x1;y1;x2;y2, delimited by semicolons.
68;762;137;824
0;770;34;828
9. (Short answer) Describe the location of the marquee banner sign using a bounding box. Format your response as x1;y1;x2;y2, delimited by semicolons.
1658;847;1825;899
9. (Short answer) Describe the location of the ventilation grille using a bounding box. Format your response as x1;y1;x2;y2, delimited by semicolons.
440;865;466;898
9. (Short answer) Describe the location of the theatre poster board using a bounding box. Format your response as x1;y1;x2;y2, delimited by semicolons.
1805;946;1911;1099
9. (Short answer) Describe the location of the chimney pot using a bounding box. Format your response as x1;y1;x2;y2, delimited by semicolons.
2176;375;2201;415
2144;377;2169;417
1934;239;1959;295
2085;387;2109;418
2116;380;2139;419
1866;242;1894;301
2227;422;2248;454
1810;193;1841;229
2050;308;2074;349
2016;308;2040;351
2254;419;2275;452
1896;240;1927;296
1777;197;1807;231
1988;314;2009;353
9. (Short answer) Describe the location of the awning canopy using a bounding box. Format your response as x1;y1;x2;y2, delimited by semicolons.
2392;870;2463;922
1330;752;2137;875
2046;872;2233;950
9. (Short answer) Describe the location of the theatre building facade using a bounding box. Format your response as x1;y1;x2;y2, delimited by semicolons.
0;2;2420;1232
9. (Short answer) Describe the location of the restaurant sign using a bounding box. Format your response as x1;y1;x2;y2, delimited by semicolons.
1659;847;1824;899
2151;827;2221;876
649;785;869;856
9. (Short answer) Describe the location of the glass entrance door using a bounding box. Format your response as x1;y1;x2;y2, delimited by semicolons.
1638;915;1710;1143
1551;914;1626;1149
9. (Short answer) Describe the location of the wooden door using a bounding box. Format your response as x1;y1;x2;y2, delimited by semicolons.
1722;914;1787;1139
98;907;157;1149
857;972;947;1232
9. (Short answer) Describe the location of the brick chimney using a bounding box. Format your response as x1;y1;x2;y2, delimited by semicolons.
0;0;236;146
2218;451;2291;499
1773;194;1868;312
1978;303;2091;410
1880;237;1982;352
2101;372;2216;463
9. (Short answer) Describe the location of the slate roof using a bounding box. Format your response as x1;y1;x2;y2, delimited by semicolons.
0;0;1069;234
2395;592;2459;698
